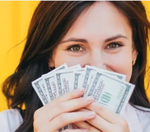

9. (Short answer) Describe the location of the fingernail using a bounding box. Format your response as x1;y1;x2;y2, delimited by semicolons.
85;96;94;103
87;111;96;117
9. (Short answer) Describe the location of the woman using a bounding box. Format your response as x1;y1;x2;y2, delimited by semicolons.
0;1;150;132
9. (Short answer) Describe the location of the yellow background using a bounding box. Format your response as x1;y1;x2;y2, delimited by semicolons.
0;1;150;112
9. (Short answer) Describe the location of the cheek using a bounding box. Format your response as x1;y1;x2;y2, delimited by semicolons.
108;53;133;82
53;51;87;67
52;49;133;82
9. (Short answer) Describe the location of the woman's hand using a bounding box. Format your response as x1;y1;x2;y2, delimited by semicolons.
33;89;96;132
74;103;129;132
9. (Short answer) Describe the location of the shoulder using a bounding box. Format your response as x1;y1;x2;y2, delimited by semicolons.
123;103;150;132
0;109;23;132
134;105;150;132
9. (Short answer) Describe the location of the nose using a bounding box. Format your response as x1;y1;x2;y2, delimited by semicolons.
87;50;106;70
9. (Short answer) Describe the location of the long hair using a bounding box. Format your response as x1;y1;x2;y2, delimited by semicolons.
2;1;150;132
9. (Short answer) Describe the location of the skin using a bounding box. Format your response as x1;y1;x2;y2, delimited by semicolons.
34;2;138;132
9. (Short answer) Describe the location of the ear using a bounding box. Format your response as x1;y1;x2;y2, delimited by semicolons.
132;48;138;64
48;58;55;68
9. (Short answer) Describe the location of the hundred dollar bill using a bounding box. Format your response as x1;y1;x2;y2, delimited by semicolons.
86;71;134;114
32;78;49;105
42;64;79;131
55;66;81;131
82;66;97;95
42;64;80;101
74;68;85;89
42;63;68;101
93;66;126;81
55;66;81;96
82;66;126;95
44;74;57;100
55;70;75;96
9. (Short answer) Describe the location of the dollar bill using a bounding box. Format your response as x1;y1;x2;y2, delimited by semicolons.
55;66;81;96
93;66;126;81
32;78;49;105
82;66;126;96
42;63;68;101
82;66;97;95
41;64;80;131
44;75;57;100
32;63;134;131
54;66;81;131
55;70;75;96
74;68;85;89
86;71;134;114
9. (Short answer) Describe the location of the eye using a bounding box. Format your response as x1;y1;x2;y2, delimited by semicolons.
106;42;122;49
67;45;83;52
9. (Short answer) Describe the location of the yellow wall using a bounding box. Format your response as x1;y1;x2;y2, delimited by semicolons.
0;1;40;111
0;1;150;112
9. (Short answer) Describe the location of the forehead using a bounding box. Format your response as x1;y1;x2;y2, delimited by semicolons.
62;2;132;42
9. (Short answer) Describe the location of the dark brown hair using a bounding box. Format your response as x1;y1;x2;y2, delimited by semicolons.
2;1;150;132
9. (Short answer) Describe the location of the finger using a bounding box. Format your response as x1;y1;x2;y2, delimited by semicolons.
87;115;113;131
62;129;89;132
74;122;100;132
43;96;94;121
34;89;85;119
34;122;89;132
53;88;85;106
77;109;113;131
49;111;96;131
86;102;123;124
76;108;90;112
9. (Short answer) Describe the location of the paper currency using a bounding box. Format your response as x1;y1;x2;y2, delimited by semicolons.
32;63;135;131
42;64;68;101
82;66;96;95
82;66;126;95
93;66;126;81
55;68;80;96
74;68;85;89
54;65;81;130
86;71;134;114
54;66;81;132
32;78;49;105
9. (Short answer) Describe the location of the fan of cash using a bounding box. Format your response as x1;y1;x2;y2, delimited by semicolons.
32;63;135;131
32;63;134;115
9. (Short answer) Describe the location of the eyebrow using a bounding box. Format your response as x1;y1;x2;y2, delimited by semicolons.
104;34;127;42
60;34;128;44
60;38;88;44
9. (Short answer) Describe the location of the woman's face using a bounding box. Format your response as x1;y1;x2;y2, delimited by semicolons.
49;2;137;82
